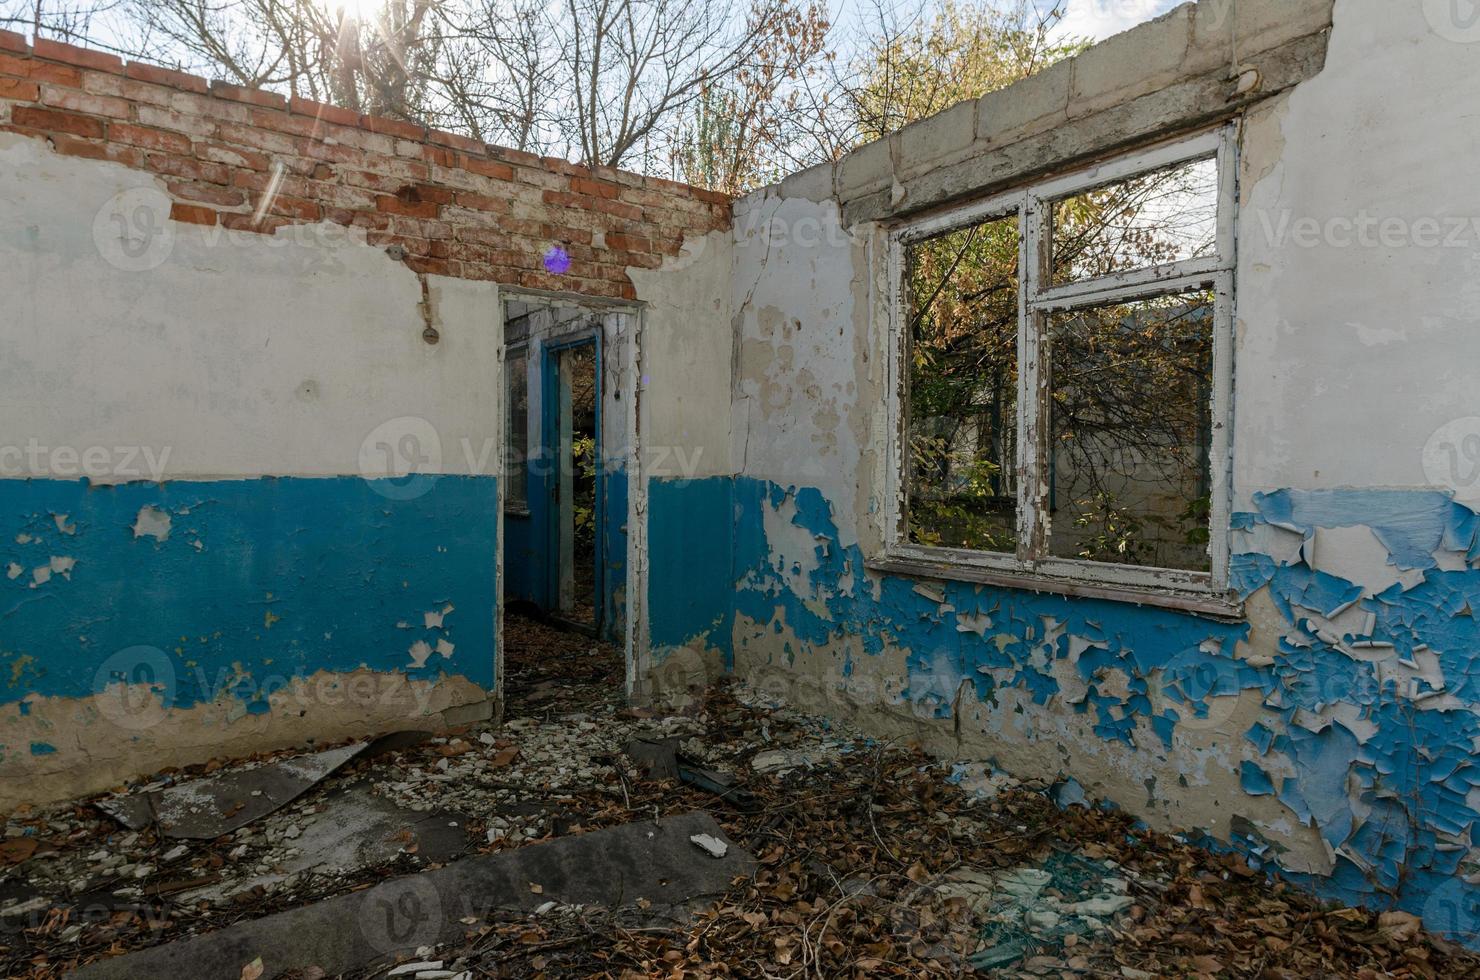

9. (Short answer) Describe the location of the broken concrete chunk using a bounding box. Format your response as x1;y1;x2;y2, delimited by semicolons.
70;811;755;980
750;747;834;773
689;833;729;858
96;742;369;839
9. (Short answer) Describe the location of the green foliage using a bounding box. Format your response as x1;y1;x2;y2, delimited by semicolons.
1069;492;1148;565
852;0;1084;142
572;433;597;556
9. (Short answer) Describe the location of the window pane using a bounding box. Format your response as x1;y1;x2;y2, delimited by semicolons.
506;350;528;508
1046;290;1215;572
1051;156;1218;286
905;214;1020;553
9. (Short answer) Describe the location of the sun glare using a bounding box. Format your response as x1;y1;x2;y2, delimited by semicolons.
325;0;381;22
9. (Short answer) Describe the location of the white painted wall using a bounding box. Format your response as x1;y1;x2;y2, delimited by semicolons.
0;133;503;484
1234;0;1480;498
730;195;869;532
632;231;736;483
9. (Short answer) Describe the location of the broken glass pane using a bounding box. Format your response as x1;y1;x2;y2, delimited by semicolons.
1051;156;1218;286
1046;289;1215;571
905;214;1020;553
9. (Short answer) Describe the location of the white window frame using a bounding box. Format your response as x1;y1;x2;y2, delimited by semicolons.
881;126;1238;601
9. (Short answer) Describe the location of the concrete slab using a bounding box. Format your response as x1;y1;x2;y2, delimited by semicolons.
96;742;369;839
69;810;755;980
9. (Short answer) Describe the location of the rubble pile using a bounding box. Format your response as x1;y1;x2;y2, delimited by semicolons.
2;613;1477;978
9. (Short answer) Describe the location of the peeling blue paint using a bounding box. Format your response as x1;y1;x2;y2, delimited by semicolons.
0;476;498;724
714;480;1480;946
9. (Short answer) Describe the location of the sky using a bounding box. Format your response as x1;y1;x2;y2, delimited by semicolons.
1047;0;1184;42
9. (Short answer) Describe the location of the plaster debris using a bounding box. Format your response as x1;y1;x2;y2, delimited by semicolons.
4;614;1477;979
688;833;729;858
749;746;839;773
96;741;370;838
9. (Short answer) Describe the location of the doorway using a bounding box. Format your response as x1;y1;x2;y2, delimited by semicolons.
547;337;600;631
502;297;632;653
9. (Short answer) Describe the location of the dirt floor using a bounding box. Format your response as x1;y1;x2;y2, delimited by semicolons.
3;614;1479;978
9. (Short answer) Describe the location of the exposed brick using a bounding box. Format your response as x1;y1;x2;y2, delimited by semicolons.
197;142;268;170
0;29;26;53
39;84;128;121
602;232;651;253
263;194;320;221
136;104;214;138
47;132;140;167
403;255;450;276
0;52;81;87
453;191;510;213
360;114;423;141
427;128;484;154
0;78;40;101
221;212;291;235
570;176;620;200
419;143;455;167
168;90;250;124
210;80;286;110
33;38;121;73
589;197;642;221
11;105;104;138
232;169;312;199
11;49;728;296
542;189;584;209
169;202;218;225
312;182;379;210
301;139;366;166
215;121;299;156
249;106;324;138
167;180;246;207
149;153;232;185
289;96;358;128
489;145;541;169
397;183;454;206
111;122;193;155
125;62;208;94
459;155;515;182
376;194;439;218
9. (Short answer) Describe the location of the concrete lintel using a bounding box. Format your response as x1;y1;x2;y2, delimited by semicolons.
843;29;1329;228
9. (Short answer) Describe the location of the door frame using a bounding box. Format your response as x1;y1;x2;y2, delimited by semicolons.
498;287;643;702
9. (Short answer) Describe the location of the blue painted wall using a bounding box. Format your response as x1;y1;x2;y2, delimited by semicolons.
0;475;498;726
646;476;733;664
651;473;1480;943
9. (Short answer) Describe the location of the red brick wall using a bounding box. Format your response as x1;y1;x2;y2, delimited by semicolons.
0;31;731;300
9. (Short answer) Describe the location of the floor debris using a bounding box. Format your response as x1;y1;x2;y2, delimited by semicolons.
69;811;752;980
688;834;729;859
2;613;1479;977
95;742;372;839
